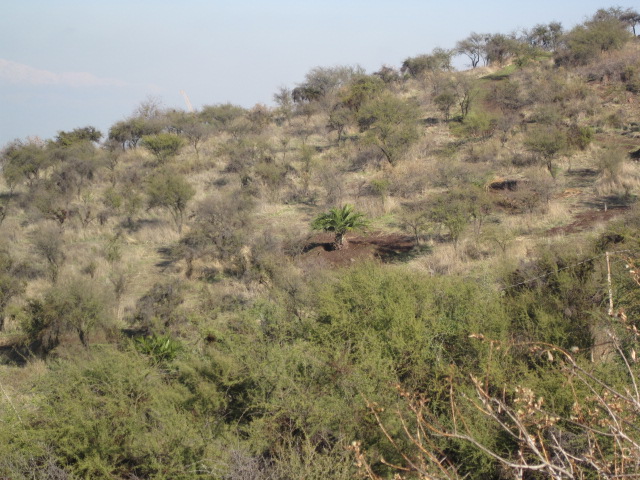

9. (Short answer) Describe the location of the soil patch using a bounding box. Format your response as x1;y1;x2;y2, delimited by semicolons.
546;206;629;236
300;232;426;267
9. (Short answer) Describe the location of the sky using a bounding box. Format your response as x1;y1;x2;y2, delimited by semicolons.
1;0;637;147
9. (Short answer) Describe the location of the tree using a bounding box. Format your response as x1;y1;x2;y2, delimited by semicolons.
401;48;453;77
108;116;160;150
311;205;368;250
146;170;195;233
0;249;24;331
340;74;385;112
526;22;563;52
22;278;109;353
455;32;488;68
327;103;353;143
357;93;421;166
165;111;211;158
1;138;49;189
434;90;458;121
620;8;640;35
141;133;185;164
484;33;519;66
273;86;294;124
54;126;102;147
295;65;365;106
31;224;66;282
558;12;632;65
373;65;401;84
524;126;568;176
198;102;246;128
398;202;430;246
426;192;472;249
177;190;255;276
454;75;479;119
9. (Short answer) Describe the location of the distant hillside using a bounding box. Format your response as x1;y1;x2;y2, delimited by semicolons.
1;6;640;479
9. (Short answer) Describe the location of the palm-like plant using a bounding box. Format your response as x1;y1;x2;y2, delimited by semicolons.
311;204;368;250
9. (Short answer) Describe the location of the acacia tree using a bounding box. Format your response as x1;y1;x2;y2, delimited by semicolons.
455;32;488;68
54;126;102;147
1;139;49;189
146;171;195;233
524;126;568;176
311;205;368;250
401;48;453;77
141;133;185;164
22;278;108;354
357;93;421;166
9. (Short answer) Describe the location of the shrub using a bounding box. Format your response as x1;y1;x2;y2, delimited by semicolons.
141;132;186;164
1;347;216;478
21;278;111;355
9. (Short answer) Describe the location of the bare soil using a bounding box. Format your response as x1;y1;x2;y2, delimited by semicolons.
546;206;629;236
300;232;422;267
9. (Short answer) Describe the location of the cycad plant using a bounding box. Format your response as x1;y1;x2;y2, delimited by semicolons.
311;204;368;250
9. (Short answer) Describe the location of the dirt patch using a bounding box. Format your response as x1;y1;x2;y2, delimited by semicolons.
299;232;425;267
546;206;629;236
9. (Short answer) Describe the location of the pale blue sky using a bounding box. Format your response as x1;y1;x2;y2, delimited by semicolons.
0;1;636;146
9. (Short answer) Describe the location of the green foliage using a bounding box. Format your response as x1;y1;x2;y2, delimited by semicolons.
295;65;365;104
108;116;161;149
1;139;49;189
456;32;488;68
146;170;195;233
30;224;66;282
357;93;421;165
177;191;255;275
502;244;601;350
401;48;453;77
54;125;102;147
484;33;520;66
524;125;568;174
340;74;385;112
434;90;458;121
568;123;594;151
199;102;246;128
0;250;24;331
132;281;185;332
0;347;218;478
165;111;212;157
327;103;353;143
134;334;183;364
4;7;640;479
21;278;110;354
311;204;368;249
426;191;472;247
451;110;496;139
558;12;632;65
141;132;186;164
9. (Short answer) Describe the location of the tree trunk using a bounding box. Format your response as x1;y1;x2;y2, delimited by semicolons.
334;232;346;250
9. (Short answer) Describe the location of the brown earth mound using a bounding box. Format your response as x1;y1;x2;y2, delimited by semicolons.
300;232;422;267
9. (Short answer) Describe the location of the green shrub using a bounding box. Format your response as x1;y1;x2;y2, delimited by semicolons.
0;347;218;478
134;334;183;364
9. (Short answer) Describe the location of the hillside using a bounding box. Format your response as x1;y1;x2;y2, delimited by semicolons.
1;8;640;479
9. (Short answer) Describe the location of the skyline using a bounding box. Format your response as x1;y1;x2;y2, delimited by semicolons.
1;1;637;146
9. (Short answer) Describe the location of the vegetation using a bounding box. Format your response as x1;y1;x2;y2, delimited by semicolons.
1;6;640;479
311;204;369;249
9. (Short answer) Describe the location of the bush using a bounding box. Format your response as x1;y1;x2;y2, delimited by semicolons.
146;170;195;233
21;278;111;355
141;133;186;164
0;347;217;478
